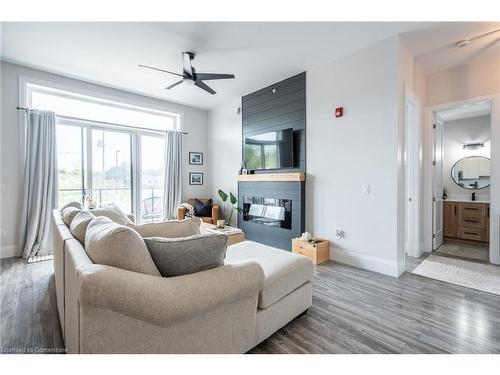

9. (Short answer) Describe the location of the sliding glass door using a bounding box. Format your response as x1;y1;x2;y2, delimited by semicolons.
55;119;166;223
140;135;165;222
91;128;133;213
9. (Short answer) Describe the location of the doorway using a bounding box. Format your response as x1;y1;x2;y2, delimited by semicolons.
432;101;492;262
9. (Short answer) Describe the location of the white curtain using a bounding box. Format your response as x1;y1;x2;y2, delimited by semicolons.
19;110;58;258
163;130;183;219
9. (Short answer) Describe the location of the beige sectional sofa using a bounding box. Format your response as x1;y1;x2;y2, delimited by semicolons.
52;209;312;353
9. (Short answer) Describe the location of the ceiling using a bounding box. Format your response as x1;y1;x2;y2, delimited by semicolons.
0;22;428;110
438;101;491;122
1;22;499;110
401;22;500;74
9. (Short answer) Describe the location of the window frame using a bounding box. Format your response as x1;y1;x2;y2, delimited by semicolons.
21;76;175;222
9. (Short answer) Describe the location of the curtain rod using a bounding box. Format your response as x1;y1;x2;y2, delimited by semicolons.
16;106;188;135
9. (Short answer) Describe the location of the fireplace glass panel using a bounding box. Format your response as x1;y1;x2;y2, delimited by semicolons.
243;196;292;229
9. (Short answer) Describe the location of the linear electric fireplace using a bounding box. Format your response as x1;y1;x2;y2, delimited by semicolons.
243;197;292;229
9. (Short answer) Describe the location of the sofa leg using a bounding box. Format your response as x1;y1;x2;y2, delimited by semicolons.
297;309;308;318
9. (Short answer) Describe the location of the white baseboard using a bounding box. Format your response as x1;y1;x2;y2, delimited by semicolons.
329;246;402;277
0;244;19;259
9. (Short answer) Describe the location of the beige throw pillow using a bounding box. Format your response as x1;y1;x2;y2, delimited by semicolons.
61;206;81;226
69;211;95;244
91;203;133;225
61;201;84;211
128;217;201;238
85;216;160;276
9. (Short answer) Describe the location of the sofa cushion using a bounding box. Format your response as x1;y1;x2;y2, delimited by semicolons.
143;234;227;277
194;198;212;217
225;241;313;309
61;201;84;211
85;216;160;276
69;211;95;244
128;217;201;238
91;203;133;225
61;206;81;226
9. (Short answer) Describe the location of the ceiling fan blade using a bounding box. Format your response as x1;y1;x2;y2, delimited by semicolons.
165;80;184;90
195;73;235;81
194;80;216;95
138;64;183;77
182;52;193;77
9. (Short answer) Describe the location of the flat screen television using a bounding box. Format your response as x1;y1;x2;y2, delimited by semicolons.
244;128;294;171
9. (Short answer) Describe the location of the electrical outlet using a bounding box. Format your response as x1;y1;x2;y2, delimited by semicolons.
336;229;345;239
0;228;5;240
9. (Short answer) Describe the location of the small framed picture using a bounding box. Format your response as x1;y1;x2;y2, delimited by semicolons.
189;152;203;165
189;172;203;185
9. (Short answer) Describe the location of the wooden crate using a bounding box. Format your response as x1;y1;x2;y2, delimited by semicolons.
292;238;329;264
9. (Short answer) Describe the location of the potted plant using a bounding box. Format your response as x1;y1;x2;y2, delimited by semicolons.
218;189;242;226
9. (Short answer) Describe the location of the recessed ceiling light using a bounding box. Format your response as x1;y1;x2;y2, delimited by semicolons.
456;39;471;48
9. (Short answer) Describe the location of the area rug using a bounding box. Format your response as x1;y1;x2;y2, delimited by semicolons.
412;255;500;296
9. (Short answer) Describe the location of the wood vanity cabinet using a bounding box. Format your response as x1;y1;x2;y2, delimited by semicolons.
443;201;489;243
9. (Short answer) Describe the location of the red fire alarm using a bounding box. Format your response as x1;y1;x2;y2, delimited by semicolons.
335;107;344;118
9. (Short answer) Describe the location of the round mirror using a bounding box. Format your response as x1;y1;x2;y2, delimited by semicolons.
451;156;491;190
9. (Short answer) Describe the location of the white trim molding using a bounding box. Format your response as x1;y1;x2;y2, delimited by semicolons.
329;246;403;278
1;244;19;259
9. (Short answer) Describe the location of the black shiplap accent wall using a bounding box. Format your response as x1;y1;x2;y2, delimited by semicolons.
242;72;306;173
238;73;306;250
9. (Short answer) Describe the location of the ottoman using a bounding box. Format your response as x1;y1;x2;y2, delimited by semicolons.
226;240;313;345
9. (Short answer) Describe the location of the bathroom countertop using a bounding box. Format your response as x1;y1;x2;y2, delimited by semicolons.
444;199;490;204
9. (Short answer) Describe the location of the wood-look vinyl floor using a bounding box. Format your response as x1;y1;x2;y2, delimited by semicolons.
1;255;499;354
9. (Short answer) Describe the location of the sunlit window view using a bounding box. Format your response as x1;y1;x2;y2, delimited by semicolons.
92;129;132;213
141;136;165;222
56;124;85;207
30;84;177;222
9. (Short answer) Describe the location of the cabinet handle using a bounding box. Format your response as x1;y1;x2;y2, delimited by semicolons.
454;206;457;215
464;219;479;223
465;207;479;211
464;232;477;235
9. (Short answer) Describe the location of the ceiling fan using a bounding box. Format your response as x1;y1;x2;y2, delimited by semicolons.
139;52;235;95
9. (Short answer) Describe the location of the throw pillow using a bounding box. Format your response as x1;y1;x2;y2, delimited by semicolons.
85;216;160;276
69;211;95;244
144;234;228;277
91;203;133;225
61;201;84;211
61;206;81;226
128;217;202;238
194;199;212;217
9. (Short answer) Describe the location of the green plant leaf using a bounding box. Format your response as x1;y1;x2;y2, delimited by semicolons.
234;207;243;213
229;192;237;205
218;189;228;202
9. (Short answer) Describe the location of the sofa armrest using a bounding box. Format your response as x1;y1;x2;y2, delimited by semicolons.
212;204;220;222
177;206;187;220
78;261;264;327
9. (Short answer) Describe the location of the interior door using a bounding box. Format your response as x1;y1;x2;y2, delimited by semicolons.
432;117;444;249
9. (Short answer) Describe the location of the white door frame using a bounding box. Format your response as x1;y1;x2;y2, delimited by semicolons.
404;90;421;257
423;94;500;265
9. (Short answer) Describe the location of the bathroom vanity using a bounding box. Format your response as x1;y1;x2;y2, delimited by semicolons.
443;200;490;244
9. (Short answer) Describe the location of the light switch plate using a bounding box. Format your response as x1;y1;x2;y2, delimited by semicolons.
363;184;370;195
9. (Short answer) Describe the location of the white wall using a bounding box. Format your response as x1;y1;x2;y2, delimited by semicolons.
0;61;209;258
207;98;242;225
443;115;491;201
306;36;405;276
426;55;500;107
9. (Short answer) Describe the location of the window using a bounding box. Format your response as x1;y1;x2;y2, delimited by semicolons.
28;81;178;223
